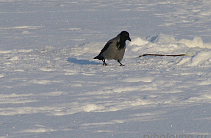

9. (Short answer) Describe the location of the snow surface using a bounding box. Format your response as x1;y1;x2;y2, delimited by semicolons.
0;0;211;138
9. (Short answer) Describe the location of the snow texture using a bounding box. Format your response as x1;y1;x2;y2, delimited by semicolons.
0;0;211;138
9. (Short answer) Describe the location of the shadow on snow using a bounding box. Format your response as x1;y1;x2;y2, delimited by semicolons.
67;57;100;65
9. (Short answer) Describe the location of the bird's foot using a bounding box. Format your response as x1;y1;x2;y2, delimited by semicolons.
118;60;124;66
103;62;108;66
102;59;107;66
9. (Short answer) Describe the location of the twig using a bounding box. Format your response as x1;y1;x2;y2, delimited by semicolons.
139;54;186;57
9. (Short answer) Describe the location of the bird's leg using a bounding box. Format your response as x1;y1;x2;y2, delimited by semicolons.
102;59;107;66
118;60;125;66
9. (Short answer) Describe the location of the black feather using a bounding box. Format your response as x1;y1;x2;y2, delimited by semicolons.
93;41;112;60
99;41;112;54
116;40;125;50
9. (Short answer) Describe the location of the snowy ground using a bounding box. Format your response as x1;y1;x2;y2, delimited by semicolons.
0;0;211;138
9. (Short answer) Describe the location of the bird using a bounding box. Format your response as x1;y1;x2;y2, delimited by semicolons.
94;31;131;66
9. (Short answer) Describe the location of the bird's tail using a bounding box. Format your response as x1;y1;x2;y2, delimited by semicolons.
94;55;103;60
94;56;99;59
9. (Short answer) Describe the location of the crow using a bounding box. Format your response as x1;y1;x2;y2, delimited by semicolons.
94;31;131;66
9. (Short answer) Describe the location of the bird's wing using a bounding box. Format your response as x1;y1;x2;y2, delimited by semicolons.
98;34;120;55
99;41;113;55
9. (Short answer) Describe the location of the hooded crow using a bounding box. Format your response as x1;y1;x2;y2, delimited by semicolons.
94;31;131;66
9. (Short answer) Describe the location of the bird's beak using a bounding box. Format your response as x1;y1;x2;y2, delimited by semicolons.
128;37;131;41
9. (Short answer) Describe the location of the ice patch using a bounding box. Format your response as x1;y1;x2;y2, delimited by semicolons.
68;28;82;31
139;77;155;83
128;34;211;67
123;77;143;82
129;37;149;46
203;94;211;99
130;98;153;106
19;128;56;133
113;87;139;93
128;37;149;52
178;37;211;48
123;77;154;83
64;69;78;75
199;79;211;86
83;104;104;112
177;57;192;65
185;51;194;56
30;79;61;85
39;68;56;72
40;91;67;96
150;33;176;44
8;26;42;29
17;49;33;53
82;119;125;127
21;30;31;35
8;56;19;61
129;34;189;57
190;51;211;66
0;50;12;54
40;46;55;53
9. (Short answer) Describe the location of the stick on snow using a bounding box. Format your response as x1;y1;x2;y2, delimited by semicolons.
139;53;187;57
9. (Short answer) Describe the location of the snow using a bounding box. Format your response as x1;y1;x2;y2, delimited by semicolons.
0;0;211;138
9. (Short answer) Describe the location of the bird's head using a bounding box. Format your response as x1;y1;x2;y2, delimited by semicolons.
120;31;131;42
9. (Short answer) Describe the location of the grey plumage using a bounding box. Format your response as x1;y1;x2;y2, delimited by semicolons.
94;31;131;66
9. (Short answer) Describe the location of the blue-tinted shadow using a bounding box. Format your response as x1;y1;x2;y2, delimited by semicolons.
67;58;101;65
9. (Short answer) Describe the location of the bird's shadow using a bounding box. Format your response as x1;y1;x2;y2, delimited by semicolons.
67;57;101;65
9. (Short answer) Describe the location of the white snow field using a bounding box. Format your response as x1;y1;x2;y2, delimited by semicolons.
0;0;211;138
